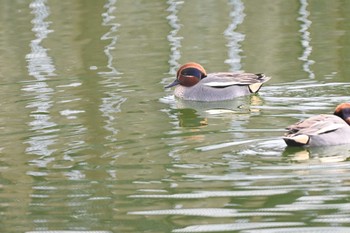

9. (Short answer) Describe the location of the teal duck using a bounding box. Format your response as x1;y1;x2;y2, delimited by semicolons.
165;62;270;102
283;103;350;147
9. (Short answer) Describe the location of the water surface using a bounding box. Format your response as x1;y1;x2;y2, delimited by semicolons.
1;0;350;232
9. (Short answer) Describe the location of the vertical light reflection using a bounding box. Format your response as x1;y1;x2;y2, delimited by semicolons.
298;0;315;79
224;0;245;71
23;0;57;159
99;0;126;146
100;0;120;77
166;0;184;75
163;0;186;161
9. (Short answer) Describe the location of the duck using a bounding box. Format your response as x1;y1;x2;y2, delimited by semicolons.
165;62;270;101
283;103;350;147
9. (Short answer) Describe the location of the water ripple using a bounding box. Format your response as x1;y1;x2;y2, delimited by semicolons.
173;222;304;233
26;231;112;233
243;227;350;233
129;189;290;199
129;208;290;217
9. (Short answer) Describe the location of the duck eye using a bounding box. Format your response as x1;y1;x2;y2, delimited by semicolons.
342;108;350;117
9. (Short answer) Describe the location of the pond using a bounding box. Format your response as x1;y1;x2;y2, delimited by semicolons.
1;0;350;232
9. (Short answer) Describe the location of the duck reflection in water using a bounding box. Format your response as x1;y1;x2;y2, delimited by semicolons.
170;95;265;143
177;108;208;128
283;143;350;163
175;95;263;117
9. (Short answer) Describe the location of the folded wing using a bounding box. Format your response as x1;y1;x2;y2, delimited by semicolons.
202;72;270;88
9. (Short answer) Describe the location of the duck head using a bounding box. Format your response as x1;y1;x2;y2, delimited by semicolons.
165;62;207;88
334;103;350;125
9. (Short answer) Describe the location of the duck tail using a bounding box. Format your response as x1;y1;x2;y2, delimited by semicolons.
248;74;271;93
283;134;310;146
248;83;263;93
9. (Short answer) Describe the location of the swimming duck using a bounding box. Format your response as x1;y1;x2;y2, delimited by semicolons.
283;103;350;147
165;62;270;101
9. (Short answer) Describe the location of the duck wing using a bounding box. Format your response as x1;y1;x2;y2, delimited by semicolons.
202;72;270;87
286;114;347;136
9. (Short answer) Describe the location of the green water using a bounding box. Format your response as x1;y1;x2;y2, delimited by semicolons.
1;0;350;232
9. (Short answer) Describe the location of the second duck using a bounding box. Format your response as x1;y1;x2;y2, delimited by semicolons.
165;62;270;102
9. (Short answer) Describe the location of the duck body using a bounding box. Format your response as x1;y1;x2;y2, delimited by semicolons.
283;103;350;147
166;62;270;102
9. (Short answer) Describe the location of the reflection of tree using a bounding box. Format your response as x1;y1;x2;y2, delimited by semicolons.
99;0;126;146
166;0;183;75
225;0;245;71
298;0;315;79
24;0;57;158
100;0;120;77
240;1;301;82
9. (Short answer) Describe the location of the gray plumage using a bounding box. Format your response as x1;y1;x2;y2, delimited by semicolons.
283;114;350;147
174;72;270;102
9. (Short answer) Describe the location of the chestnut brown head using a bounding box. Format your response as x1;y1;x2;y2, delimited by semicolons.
165;62;207;88
334;103;350;125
